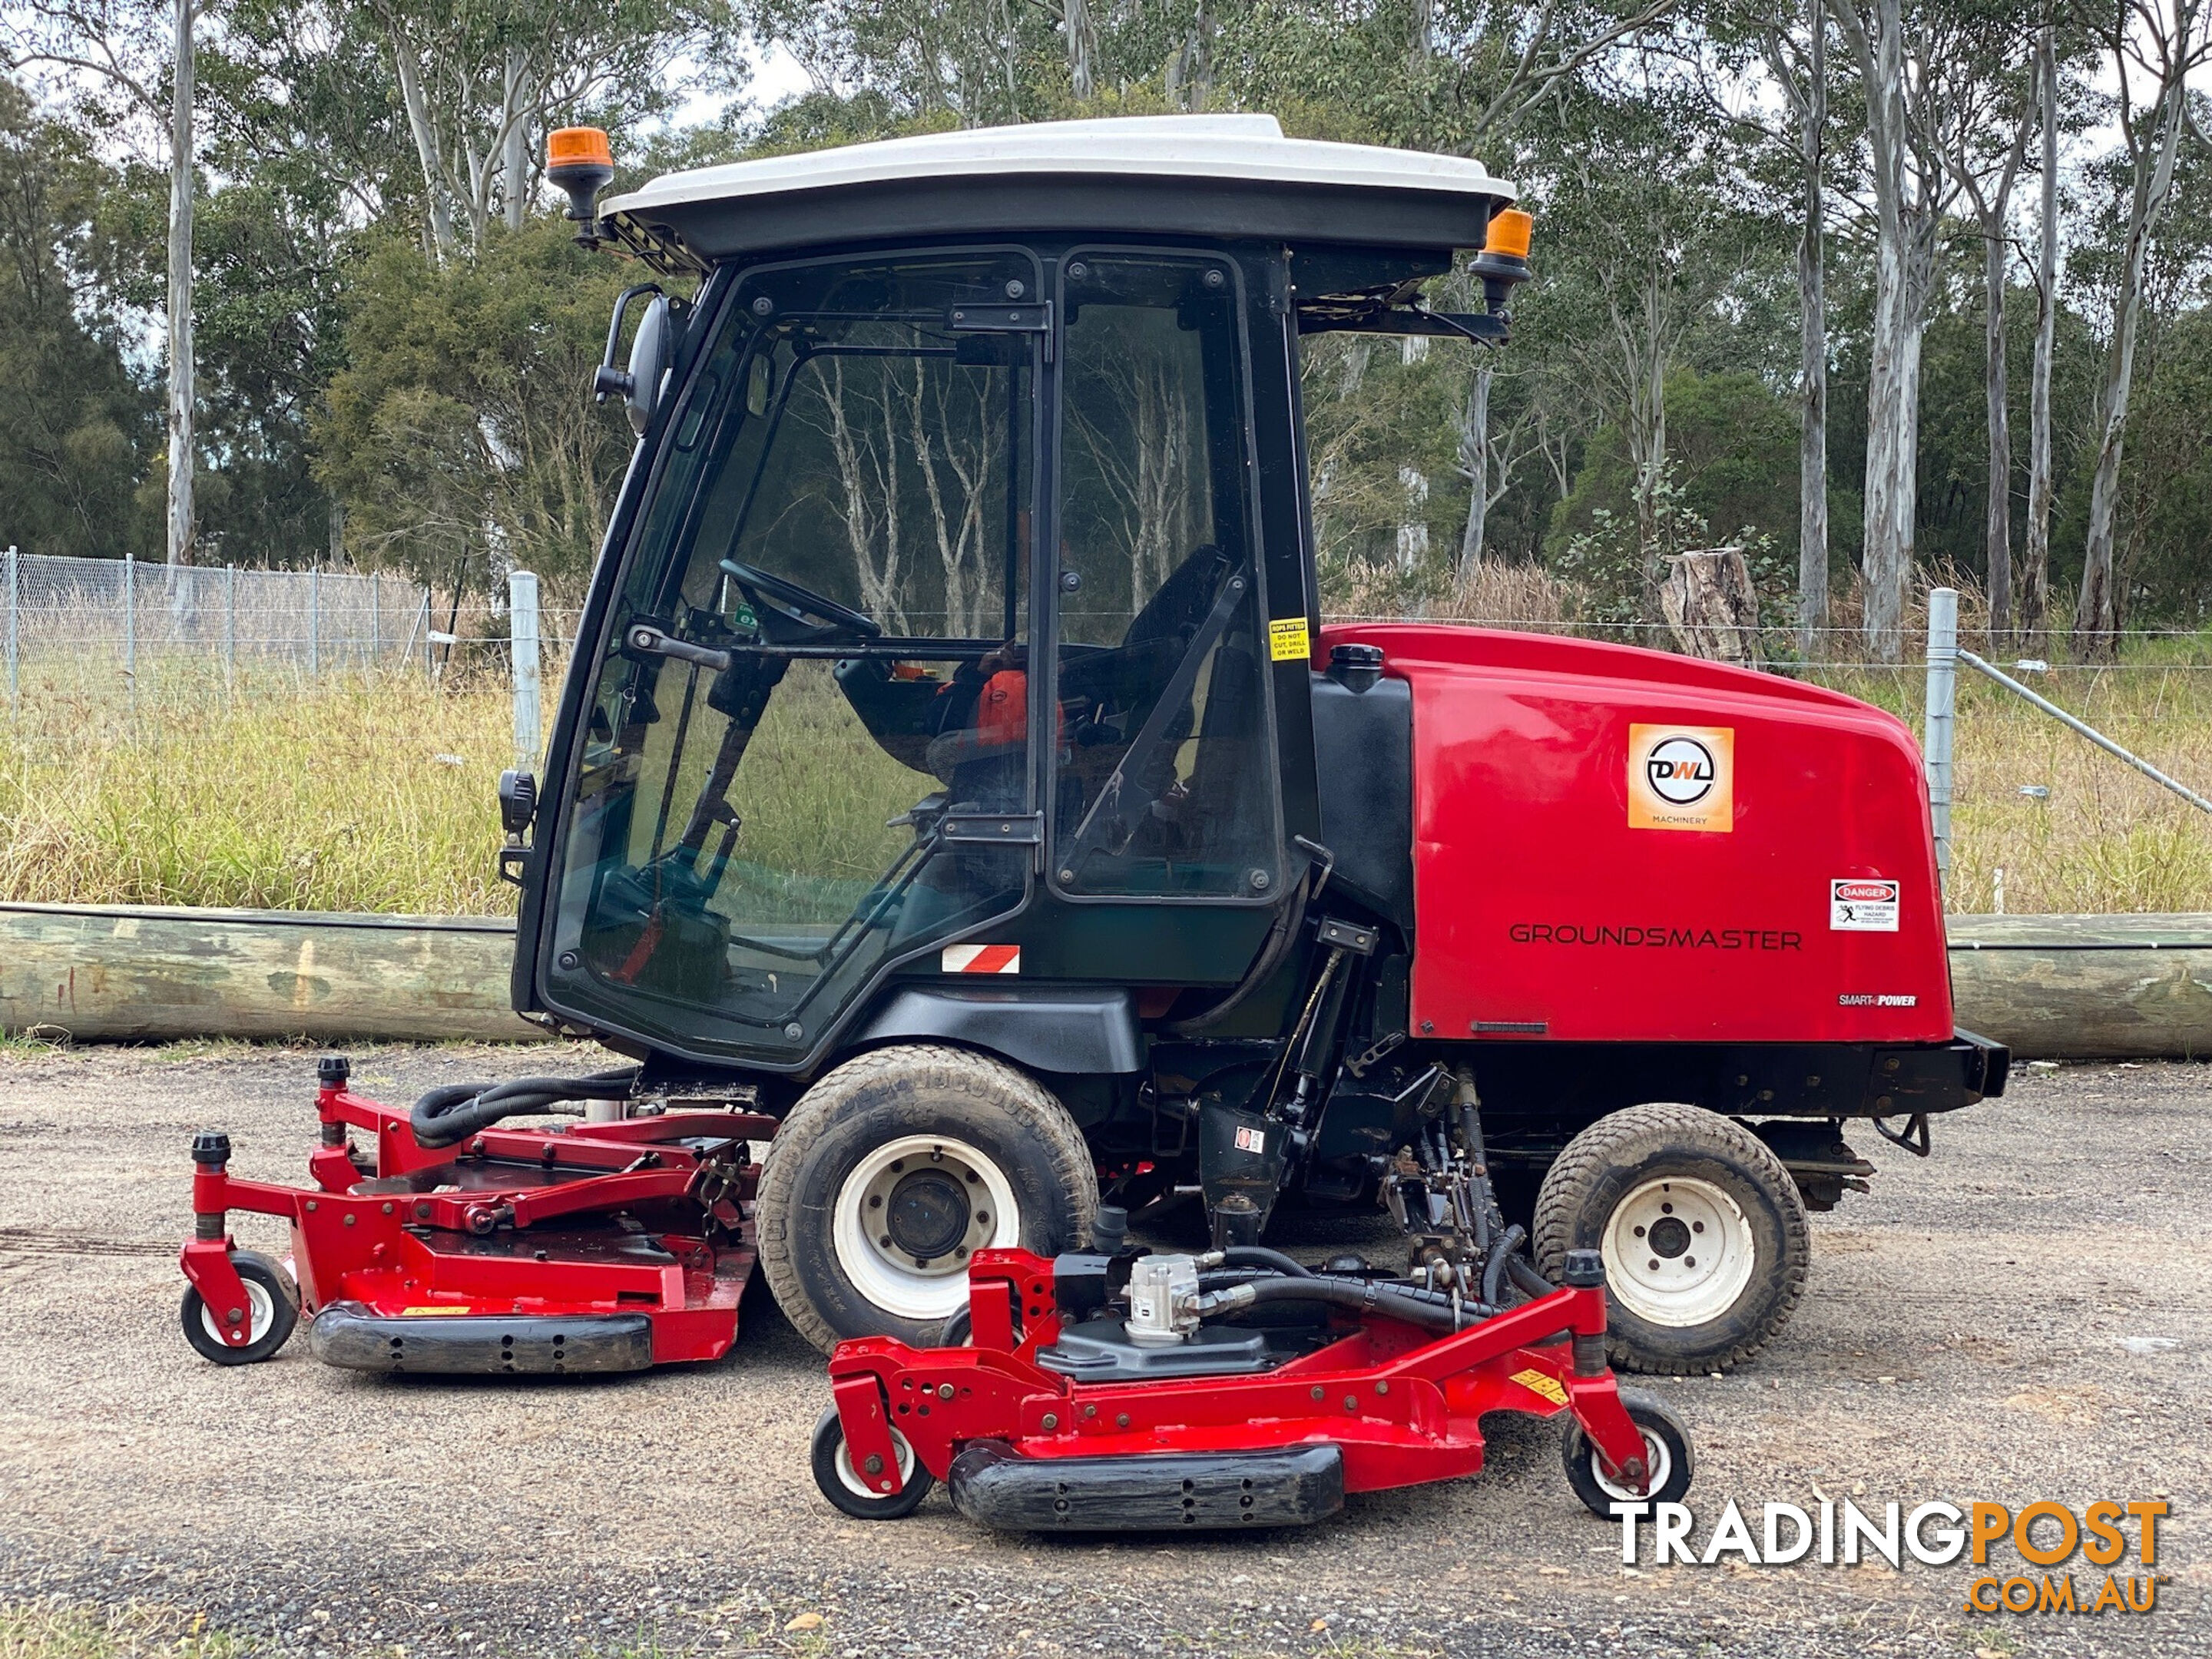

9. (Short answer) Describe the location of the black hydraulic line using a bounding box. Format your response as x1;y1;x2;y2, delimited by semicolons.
411;1068;644;1148
1220;1245;1313;1278
1208;1272;1497;1333
1505;1255;1555;1300
1479;1224;1526;1309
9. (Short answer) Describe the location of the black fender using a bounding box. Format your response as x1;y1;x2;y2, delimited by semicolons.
850;985;1144;1076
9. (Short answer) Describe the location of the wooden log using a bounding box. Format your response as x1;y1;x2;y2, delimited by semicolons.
0;902;545;1044
1948;912;2212;1060
2;899;2206;1058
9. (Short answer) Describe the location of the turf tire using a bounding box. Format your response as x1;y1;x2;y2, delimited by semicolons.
758;1045;1096;1353
1532;1102;1809;1376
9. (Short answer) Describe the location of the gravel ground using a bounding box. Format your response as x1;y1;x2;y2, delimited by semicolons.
1;1041;2207;1658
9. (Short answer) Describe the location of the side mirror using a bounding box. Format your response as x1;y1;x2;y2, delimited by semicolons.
592;285;672;435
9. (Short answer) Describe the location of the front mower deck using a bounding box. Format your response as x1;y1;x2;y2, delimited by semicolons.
177;1058;767;1373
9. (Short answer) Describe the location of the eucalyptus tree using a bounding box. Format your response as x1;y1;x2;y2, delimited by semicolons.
364;0;742;257
2070;0;2212;656
7;0;200;565
1935;17;2039;640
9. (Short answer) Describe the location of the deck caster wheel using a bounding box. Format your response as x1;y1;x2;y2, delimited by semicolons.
759;1045;1095;1353
811;1407;935;1520
1561;1389;1694;1517
180;1250;299;1365
1533;1103;1809;1375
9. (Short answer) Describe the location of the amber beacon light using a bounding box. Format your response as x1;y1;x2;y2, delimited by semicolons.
548;126;615;223
1472;207;1534;316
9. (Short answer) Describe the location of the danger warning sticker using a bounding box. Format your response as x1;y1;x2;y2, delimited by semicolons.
1830;879;1900;932
1509;1367;1569;1408
942;943;1022;974
1267;616;1313;663
1628;724;1734;833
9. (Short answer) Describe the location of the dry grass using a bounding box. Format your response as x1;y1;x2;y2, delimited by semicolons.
8;606;2212;918
0;657;518;915
1828;655;2212;915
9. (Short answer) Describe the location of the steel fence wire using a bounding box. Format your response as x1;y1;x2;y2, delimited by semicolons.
2;549;435;699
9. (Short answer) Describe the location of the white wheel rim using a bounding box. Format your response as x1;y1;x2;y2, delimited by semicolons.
200;1277;276;1348
1588;1425;1673;1503
1601;1175;1755;1327
832;1134;1019;1323
833;1425;917;1501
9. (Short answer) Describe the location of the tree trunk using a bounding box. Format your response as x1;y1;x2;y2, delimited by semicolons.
387;23;455;255
1841;0;1924;662
1065;0;1097;98
2020;24;2058;647
502;48;530;233
1982;227;2013;638
1660;548;1761;664
2075;57;2195;659
1455;363;1492;589
1795;0;1829;657
165;0;196;569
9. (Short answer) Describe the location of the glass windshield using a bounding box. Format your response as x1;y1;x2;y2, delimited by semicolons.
547;252;1038;1058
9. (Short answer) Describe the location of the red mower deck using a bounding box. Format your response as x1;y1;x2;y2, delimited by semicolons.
177;1057;767;1373
816;1246;1694;1532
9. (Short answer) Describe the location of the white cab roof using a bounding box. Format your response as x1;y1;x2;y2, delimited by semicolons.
604;114;1514;220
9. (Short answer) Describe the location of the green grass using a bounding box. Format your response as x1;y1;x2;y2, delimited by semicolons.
0;1604;251;1659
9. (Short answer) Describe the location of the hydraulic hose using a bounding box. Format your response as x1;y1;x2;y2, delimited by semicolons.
1219;1245;1313;1279
1479;1224;1528;1309
1202;1272;1497;1333
410;1068;644;1149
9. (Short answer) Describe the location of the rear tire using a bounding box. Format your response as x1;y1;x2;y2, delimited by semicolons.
1532;1103;1808;1376
758;1045;1096;1353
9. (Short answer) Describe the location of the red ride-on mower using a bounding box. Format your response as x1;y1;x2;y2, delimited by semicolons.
177;1056;770;1373
813;1107;1694;1533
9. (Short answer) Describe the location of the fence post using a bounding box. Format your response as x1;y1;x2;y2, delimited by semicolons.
124;548;136;707
419;590;433;679
369;572;381;671
508;570;541;766
1923;586;1958;885
224;564;237;691
5;545;16;714
308;565;320;678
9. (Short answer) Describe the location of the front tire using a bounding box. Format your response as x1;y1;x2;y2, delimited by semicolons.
758;1045;1097;1353
811;1407;935;1520
1532;1103;1808;1376
1561;1389;1694;1517
180;1250;298;1365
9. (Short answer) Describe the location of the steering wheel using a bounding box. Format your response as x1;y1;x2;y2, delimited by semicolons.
720;558;882;639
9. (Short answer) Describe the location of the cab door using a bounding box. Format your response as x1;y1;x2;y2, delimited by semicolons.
1045;250;1288;916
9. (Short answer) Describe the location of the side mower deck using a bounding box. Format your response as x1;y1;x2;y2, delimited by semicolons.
819;1247;1694;1532
177;1058;767;1373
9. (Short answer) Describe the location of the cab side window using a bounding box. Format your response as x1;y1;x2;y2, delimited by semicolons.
1053;256;1279;899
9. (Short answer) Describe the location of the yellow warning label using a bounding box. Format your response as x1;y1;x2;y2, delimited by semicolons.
1510;1367;1569;1407
399;1306;476;1316
1267;616;1313;663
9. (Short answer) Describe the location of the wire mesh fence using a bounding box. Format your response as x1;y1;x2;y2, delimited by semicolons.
2;548;436;703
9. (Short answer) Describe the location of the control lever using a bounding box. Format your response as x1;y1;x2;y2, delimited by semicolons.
626;624;731;674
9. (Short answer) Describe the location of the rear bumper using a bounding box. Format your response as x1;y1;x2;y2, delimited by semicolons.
309;1303;654;1374
1866;1028;2008;1116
